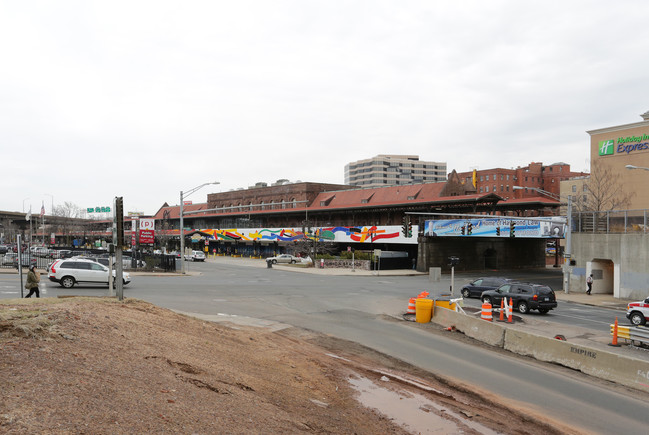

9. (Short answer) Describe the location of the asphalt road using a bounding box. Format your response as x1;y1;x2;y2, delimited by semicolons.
1;264;648;434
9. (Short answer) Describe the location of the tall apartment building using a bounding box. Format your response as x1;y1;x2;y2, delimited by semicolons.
344;155;447;187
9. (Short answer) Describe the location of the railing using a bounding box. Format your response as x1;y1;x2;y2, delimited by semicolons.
574;209;648;234
610;324;649;347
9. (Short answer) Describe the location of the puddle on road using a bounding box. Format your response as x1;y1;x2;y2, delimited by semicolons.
348;375;499;435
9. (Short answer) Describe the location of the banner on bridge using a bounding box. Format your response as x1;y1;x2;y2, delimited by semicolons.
424;218;565;238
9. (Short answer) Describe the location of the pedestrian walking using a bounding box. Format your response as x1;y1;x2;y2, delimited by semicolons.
586;273;593;295
25;265;40;298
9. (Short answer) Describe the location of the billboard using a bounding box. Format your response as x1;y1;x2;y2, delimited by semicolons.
424;218;565;239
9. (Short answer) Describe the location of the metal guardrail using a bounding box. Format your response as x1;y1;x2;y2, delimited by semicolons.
576;209;648;234
610;324;649;347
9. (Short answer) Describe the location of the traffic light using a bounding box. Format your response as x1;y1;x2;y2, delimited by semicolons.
114;196;124;247
407;219;412;238
461;225;465;235
509;221;516;238
496;227;501;236
467;223;473;235
402;216;408;237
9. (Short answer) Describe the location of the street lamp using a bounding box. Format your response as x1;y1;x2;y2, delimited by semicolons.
22;197;30;213
513;186;572;293
180;182;219;274
625;164;649;171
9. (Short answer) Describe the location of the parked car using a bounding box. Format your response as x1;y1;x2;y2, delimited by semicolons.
3;253;36;268
95;256;146;269
481;282;557;314
0;245;8;255
626;297;649;325
184;251;206;262
460;277;513;298
266;254;300;264
48;258;131;288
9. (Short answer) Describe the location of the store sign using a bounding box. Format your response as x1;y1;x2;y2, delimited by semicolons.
139;219;154;231
599;133;649;156
139;229;154;244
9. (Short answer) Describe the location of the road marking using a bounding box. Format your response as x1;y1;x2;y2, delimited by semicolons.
551;312;614;325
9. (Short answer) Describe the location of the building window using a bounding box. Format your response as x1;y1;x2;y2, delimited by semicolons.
480;187;483;193
572;185;577;192
486;175;490;181
485;186;489;192
500;185;504;192
480;176;484;182
506;175;510;181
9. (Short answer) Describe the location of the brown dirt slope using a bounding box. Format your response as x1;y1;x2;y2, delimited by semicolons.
0;297;579;434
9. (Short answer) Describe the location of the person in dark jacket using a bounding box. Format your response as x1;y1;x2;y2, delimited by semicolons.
25;265;40;298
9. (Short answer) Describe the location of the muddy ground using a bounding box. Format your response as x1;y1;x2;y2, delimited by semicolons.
0;297;583;434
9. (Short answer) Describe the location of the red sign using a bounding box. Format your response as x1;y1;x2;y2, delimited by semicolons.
139;229;154;244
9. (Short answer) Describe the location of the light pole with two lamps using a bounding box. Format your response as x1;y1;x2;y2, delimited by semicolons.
179;182;219;274
513;186;572;293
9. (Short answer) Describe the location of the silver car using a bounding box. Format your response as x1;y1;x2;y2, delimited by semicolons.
267;254;300;264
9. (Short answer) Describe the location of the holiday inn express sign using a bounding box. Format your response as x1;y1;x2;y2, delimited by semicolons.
599;133;649;156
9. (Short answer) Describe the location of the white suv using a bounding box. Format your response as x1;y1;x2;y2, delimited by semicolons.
626;297;649;325
48;258;131;288
184;251;206;262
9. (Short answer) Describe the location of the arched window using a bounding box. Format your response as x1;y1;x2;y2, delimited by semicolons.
291;198;296;208
281;199;286;209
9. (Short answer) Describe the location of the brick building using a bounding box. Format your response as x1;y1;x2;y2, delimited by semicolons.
457;162;587;200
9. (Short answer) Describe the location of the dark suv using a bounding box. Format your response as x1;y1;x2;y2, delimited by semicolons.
481;282;557;314
460;277;513;298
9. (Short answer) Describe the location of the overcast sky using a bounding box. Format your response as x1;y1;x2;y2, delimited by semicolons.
2;1;649;216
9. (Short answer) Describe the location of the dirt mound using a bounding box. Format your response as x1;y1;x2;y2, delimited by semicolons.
0;297;576;434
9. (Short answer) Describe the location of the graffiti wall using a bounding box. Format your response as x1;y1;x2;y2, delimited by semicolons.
198;225;419;244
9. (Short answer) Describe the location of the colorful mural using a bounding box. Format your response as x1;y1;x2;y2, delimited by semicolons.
198;225;418;244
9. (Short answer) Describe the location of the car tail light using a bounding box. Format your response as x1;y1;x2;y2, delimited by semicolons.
51;260;60;273
533;294;538;301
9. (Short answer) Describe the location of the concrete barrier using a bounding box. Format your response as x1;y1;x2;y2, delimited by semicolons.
430;307;649;391
504;329;649;391
432;306;505;347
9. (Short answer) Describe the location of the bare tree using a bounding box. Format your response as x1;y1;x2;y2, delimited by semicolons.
573;160;635;212
52;202;85;246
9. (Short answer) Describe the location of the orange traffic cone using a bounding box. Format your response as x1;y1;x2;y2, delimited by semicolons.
481;301;493;322
609;317;621;347
498;298;505;322
407;298;416;314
